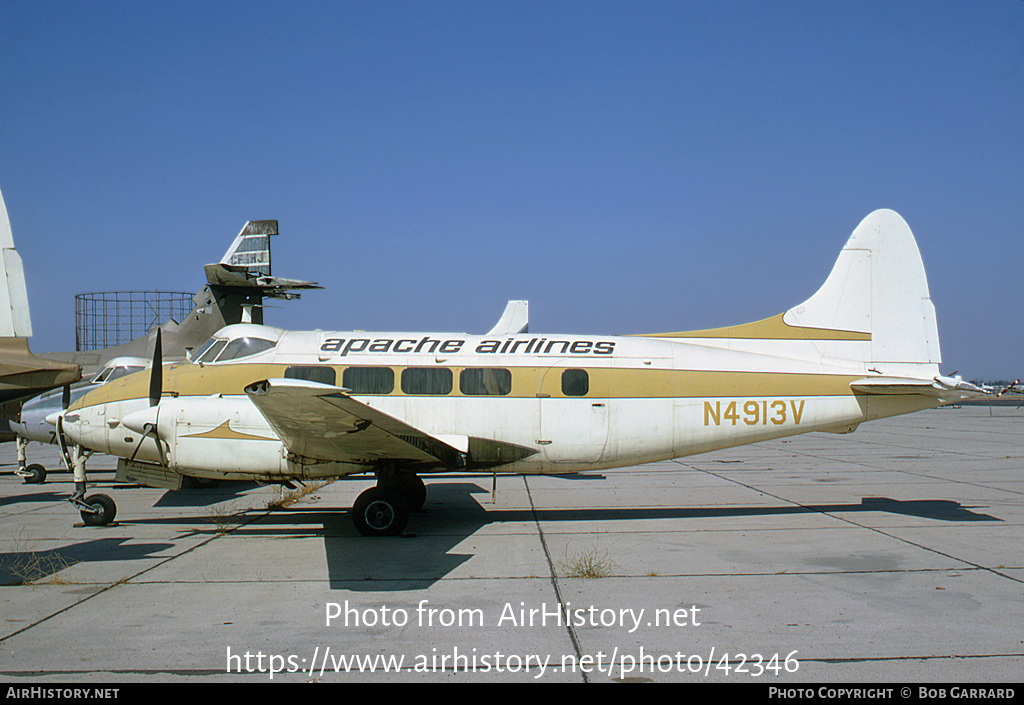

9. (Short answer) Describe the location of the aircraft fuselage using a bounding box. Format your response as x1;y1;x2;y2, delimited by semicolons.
62;327;938;482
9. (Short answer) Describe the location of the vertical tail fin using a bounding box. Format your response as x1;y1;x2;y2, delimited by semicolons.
784;209;941;373
0;186;33;337
486;300;529;335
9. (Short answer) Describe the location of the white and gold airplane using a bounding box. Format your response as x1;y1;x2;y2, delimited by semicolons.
52;210;1008;535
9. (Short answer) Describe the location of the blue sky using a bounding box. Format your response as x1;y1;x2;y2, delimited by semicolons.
1;1;1021;379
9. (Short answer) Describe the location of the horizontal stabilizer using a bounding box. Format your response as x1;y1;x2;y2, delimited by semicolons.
851;375;995;402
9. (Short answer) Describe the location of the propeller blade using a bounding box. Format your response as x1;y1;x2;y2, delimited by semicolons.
149;328;163;407
61;384;70;410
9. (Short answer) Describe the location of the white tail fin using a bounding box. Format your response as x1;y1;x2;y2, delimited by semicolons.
0;185;33;337
785;209;940;371
486;300;529;335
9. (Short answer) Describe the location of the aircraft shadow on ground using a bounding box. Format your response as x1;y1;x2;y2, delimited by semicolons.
0;490;69;508
153;482;261;508
0;537;175;585
218;482;1001;592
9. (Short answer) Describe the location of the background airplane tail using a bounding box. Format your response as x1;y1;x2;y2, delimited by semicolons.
0;186;33;338
784;209;941;374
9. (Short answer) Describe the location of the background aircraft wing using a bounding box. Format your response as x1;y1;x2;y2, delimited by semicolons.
244;378;466;468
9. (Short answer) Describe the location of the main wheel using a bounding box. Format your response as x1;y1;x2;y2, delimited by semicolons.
80;494;117;527
23;464;46;484
393;472;427;512
351;486;409;537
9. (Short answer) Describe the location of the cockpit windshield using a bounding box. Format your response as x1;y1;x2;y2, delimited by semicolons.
191;335;276;364
94;365;146;383
90;358;149;383
218;337;277;361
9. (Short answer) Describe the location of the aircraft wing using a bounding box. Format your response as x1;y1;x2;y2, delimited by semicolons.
244;378;466;469
244;378;536;470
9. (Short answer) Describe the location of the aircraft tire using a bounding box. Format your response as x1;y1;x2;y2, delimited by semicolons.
352;486;409;537
394;472;426;512
23;464;46;484
80;494;117;527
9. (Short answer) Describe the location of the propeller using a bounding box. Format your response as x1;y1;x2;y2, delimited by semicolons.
149;328;163;407
125;329;168;467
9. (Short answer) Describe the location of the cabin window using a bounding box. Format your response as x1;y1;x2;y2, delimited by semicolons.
217;337;277;361
561;369;589;396
343;366;395;394
285;366;336;386
460;368;512;396
401;367;453;395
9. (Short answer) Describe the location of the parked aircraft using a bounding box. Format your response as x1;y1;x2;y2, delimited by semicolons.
52;210;1003;535
6;217;321;482
0;185;82;405
11;356;148;483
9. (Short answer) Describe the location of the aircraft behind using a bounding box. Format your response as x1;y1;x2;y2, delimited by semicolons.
7;218;323;480
39;219;322;376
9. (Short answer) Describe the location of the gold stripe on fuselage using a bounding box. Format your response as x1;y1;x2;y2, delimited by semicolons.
641;313;871;341
70;359;863;410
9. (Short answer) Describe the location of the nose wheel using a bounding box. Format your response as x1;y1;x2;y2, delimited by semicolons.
72;492;117;527
14;438;47;484
59;424;117;527
16;463;47;484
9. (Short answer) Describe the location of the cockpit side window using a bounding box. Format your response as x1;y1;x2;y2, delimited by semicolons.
105;365;146;382
197;339;227;364
216;337;277;362
192;338;221;363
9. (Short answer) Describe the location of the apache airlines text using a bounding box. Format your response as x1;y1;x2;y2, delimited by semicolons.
320;337;617;357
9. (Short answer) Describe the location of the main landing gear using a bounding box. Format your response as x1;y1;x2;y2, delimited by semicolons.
351;469;426;537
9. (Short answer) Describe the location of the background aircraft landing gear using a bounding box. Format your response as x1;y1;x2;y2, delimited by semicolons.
14;438;46;484
20;463;46;484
